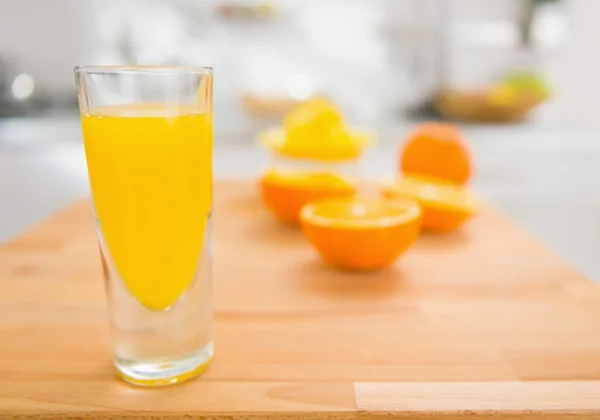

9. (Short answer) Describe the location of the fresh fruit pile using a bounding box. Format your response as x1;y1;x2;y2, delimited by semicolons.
435;71;551;123
258;101;479;271
489;71;551;107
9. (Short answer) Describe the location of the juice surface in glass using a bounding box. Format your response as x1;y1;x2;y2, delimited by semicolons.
82;103;212;311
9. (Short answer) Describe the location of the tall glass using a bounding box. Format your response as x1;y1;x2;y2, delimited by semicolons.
74;66;213;386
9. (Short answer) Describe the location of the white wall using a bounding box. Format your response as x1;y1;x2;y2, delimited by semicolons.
0;0;96;94
549;0;600;126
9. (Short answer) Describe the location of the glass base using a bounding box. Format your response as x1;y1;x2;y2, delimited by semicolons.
115;342;213;387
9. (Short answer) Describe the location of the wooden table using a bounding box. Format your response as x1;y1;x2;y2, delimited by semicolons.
1;180;600;419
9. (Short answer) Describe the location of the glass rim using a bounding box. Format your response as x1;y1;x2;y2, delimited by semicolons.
73;65;213;75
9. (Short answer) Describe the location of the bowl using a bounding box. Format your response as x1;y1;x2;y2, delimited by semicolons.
434;89;544;123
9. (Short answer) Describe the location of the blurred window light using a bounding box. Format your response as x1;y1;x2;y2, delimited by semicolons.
454;21;521;49
11;73;35;101
136;49;165;65
531;3;567;50
289;73;313;100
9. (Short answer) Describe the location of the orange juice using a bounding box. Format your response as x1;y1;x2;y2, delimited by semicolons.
82;104;212;311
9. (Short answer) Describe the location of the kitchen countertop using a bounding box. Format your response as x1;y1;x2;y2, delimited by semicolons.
3;180;600;418
1;115;599;282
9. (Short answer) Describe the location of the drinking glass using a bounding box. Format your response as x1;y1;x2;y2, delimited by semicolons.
74;66;213;386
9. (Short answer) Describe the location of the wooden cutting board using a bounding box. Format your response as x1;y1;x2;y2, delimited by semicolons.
1;180;600;419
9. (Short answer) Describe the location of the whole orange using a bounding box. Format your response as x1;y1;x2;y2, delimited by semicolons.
400;123;472;184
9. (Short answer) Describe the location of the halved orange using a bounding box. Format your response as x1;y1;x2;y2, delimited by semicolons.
300;197;421;271
382;175;477;233
260;171;356;224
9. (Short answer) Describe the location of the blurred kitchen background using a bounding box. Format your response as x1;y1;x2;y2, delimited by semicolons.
2;0;600;279
0;0;576;126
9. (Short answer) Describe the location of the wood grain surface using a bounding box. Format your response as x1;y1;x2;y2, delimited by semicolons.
1;180;600;419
